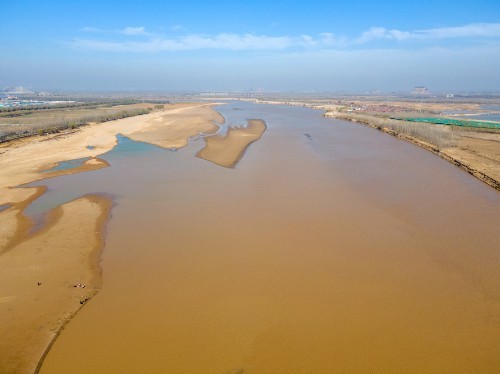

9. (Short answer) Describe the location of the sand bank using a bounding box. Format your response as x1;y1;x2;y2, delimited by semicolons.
128;105;223;149
0;102;222;252
0;103;222;206
197;119;267;167
37;157;110;178
0;186;46;253
0;195;111;374
0;102;223;372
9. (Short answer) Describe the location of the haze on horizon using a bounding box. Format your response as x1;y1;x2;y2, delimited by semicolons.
1;0;499;93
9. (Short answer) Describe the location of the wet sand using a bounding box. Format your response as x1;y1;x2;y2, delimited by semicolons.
0;195;111;374
37;103;499;373
197;119;267;167
0;103;220;251
38;157;110;177
0;187;46;252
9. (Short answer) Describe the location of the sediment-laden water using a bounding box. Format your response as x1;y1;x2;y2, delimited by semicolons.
36;102;499;373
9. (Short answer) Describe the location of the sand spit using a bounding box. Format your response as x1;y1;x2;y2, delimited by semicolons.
128;105;223;149
0;195;112;374
0;158;109;253
38;157;110;179
0;186;47;253
197;119;267;167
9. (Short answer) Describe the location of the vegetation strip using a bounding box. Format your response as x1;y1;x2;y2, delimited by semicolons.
391;116;500;129
0;102;169;143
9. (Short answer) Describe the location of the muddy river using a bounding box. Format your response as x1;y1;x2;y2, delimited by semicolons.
37;102;499;373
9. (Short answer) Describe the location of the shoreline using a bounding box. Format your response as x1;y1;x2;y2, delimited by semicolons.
0;102;223;207
0;186;47;253
334;115;500;191
0;102;224;373
0;194;113;374
196;119;267;168
34;194;113;374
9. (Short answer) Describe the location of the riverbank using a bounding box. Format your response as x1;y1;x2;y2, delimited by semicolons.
2;100;498;372
0;194;111;374
324;112;500;191
0;103;222;208
323;112;500;190
228;98;500;191
0;103;224;373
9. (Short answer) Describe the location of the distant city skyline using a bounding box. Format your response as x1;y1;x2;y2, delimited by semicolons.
1;0;499;92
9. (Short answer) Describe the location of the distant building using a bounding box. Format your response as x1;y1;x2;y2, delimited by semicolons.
411;86;431;96
3;86;34;95
446;93;455;98
199;92;228;97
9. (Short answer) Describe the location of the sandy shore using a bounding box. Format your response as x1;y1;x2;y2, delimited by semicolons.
197;119;267;168
128;105;223;149
0;195;111;374
0;103;222;207
0;103;224;373
0;102;223;252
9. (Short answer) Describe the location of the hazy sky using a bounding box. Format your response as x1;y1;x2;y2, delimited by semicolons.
1;0;499;92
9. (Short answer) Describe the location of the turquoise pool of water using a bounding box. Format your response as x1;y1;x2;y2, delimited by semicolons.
42;157;91;173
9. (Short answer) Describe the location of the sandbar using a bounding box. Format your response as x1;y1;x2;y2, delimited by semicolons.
128;105;223;149
196;119;267;167
0;103;222;206
0;195;111;374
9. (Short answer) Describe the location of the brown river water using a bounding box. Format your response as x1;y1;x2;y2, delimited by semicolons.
33;102;499;373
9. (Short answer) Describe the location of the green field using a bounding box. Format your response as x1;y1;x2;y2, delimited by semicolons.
391;116;500;129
